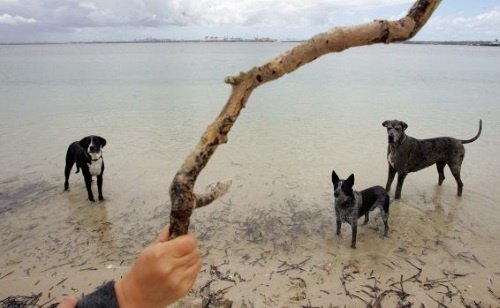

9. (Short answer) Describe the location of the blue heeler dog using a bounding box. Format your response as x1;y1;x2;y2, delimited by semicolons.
382;119;482;199
331;169;390;249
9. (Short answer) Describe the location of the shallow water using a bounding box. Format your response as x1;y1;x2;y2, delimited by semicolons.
0;42;499;306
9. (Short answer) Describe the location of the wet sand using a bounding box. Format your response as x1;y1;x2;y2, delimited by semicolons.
1;43;500;307
1;156;499;307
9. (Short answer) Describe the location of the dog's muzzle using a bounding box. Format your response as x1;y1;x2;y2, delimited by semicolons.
89;150;102;161
388;136;394;143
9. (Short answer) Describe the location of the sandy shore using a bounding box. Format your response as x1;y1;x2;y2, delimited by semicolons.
1;166;499;307
2;41;500;307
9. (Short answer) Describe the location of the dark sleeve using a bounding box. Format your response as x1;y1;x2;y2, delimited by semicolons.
76;280;119;308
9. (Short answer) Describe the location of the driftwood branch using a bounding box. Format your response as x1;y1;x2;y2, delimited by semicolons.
168;0;442;238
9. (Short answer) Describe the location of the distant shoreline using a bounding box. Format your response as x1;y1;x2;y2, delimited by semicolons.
0;39;499;47
0;38;280;45
402;40;500;47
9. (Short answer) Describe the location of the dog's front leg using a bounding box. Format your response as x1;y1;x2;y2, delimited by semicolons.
351;223;357;249
97;174;104;201
83;173;95;202
394;172;407;199
385;165;396;192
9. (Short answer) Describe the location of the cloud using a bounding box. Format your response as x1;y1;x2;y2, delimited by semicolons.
429;6;500;37
0;0;412;30
0;13;35;24
142;0;412;26
1;1;499;42
458;6;500;30
424;6;500;40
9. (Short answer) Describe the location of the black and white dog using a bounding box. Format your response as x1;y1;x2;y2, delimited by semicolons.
64;136;107;202
332;169;390;248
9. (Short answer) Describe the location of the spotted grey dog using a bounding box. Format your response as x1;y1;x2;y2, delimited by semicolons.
332;170;390;249
64;135;107;202
382;119;482;199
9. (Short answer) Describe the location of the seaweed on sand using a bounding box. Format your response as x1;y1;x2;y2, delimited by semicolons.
0;293;42;308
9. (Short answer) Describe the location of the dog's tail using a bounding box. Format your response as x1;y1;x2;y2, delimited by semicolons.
75;166;80;174
461;119;482;144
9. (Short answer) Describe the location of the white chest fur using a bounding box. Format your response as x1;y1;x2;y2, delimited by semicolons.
88;158;103;176
388;152;396;168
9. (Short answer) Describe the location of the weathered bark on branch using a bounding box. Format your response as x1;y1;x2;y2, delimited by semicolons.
168;0;441;239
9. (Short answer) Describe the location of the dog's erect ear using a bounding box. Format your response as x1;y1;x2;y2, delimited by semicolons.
382;120;390;128
346;174;355;187
96;136;107;147
331;169;339;185
400;121;408;131
79;136;91;149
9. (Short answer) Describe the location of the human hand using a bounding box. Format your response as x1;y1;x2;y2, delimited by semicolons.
56;297;77;308
114;225;201;308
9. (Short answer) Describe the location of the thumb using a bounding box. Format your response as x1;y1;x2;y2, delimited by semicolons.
155;225;170;243
56;297;78;308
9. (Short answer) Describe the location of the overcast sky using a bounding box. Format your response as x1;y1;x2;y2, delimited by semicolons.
1;0;499;43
